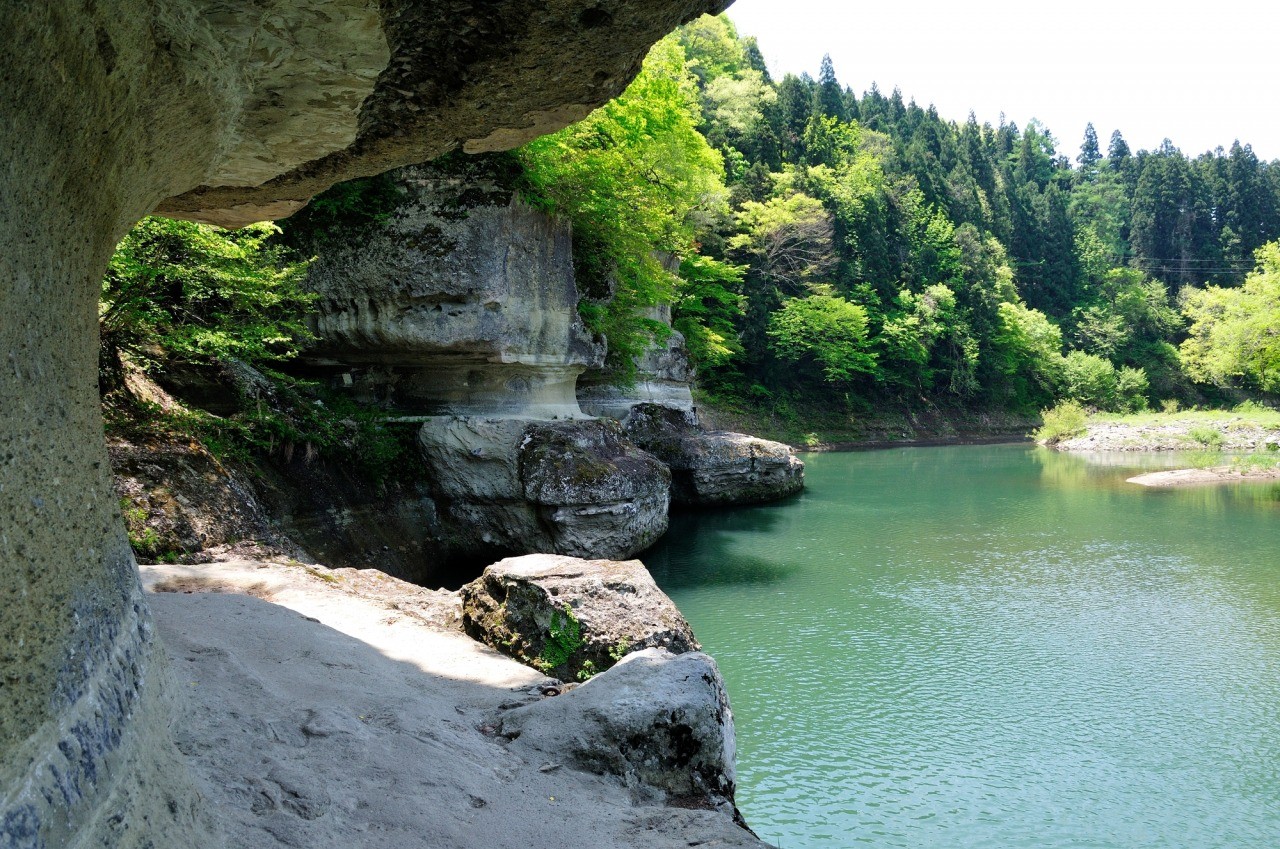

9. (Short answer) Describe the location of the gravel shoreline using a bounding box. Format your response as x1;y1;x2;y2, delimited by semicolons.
1056;417;1280;453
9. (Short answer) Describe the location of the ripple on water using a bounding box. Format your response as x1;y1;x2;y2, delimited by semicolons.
648;445;1280;849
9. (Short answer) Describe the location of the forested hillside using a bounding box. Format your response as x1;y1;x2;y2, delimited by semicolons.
517;15;1280;420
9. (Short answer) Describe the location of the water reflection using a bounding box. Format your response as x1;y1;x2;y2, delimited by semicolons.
651;444;1280;849
1030;445;1280;514
647;507;800;588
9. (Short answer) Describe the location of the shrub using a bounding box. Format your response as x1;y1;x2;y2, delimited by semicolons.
1114;366;1150;413
1035;400;1088;444
767;292;877;384
100;216;314;388
1061;351;1117;408
1188;426;1224;449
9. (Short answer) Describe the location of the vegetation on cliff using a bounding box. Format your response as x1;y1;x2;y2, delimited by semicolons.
98;15;1280;452
515;14;1280;421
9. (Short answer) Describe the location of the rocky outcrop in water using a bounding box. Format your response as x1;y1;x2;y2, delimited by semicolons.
420;417;670;562
461;554;699;680
622;403;805;506
297;158;676;562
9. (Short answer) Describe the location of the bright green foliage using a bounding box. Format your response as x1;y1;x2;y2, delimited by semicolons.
767;291;877;384
1034;404;1085;448
519;36;727;378
989;302;1064;407
730;191;835;293
1180;241;1280;392
1188;425;1225;449
673;255;745;368
879;284;978;395
100;217;314;378
1034;400;1088;444
1114;367;1151;412
1059;351;1149;412
1060;351;1117;408
538;604;586;673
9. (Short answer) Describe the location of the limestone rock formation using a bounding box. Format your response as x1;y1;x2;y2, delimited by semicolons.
299;158;678;561
420;417;670;562
461;554;699;680
578;303;697;419
499;649;739;811
302;157;603;418
623;403;805;506
1;1;726;845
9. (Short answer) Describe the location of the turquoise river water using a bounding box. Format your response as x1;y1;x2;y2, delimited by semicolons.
645;444;1280;849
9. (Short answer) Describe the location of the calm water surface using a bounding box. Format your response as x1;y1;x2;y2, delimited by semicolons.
646;444;1280;849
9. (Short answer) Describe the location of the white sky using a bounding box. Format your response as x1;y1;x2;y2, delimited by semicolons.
723;0;1280;161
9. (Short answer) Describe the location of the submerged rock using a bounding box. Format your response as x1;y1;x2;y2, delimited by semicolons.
461;554;698;681
420;418;669;561
499;648;739;811
623;403;805;506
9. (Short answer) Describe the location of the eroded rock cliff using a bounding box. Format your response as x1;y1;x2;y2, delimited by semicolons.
297;158;673;561
0;2;727;845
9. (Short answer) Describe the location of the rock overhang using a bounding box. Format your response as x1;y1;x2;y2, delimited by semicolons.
156;0;734;227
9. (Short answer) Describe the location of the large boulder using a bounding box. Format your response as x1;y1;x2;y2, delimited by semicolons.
624;403;805;506
420;418;670;561
461;554;698;681
498;649;738;810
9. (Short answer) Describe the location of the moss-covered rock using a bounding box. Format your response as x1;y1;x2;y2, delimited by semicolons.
460;554;698;682
623;403;805;506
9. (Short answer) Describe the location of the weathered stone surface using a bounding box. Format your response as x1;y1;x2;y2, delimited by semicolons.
578;303;697;419
461;554;699;680
302;157;603;418
158;0;732;227
499;649;738;809
419;417;670;561
2;1;726;845
623;404;805;506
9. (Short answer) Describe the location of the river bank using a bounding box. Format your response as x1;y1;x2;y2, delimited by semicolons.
1042;407;1280;488
695;395;1037;451
1053;410;1280;453
144;555;767;849
1128;466;1280;487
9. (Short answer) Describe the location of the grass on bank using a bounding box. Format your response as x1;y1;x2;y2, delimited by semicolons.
1034;398;1280;448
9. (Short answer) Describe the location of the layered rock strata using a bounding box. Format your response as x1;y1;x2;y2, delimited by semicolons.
461;554;699;680
302;159;673;560
578;303;697;418
622;403;805;506
303;158;604;418
1;1;726;845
